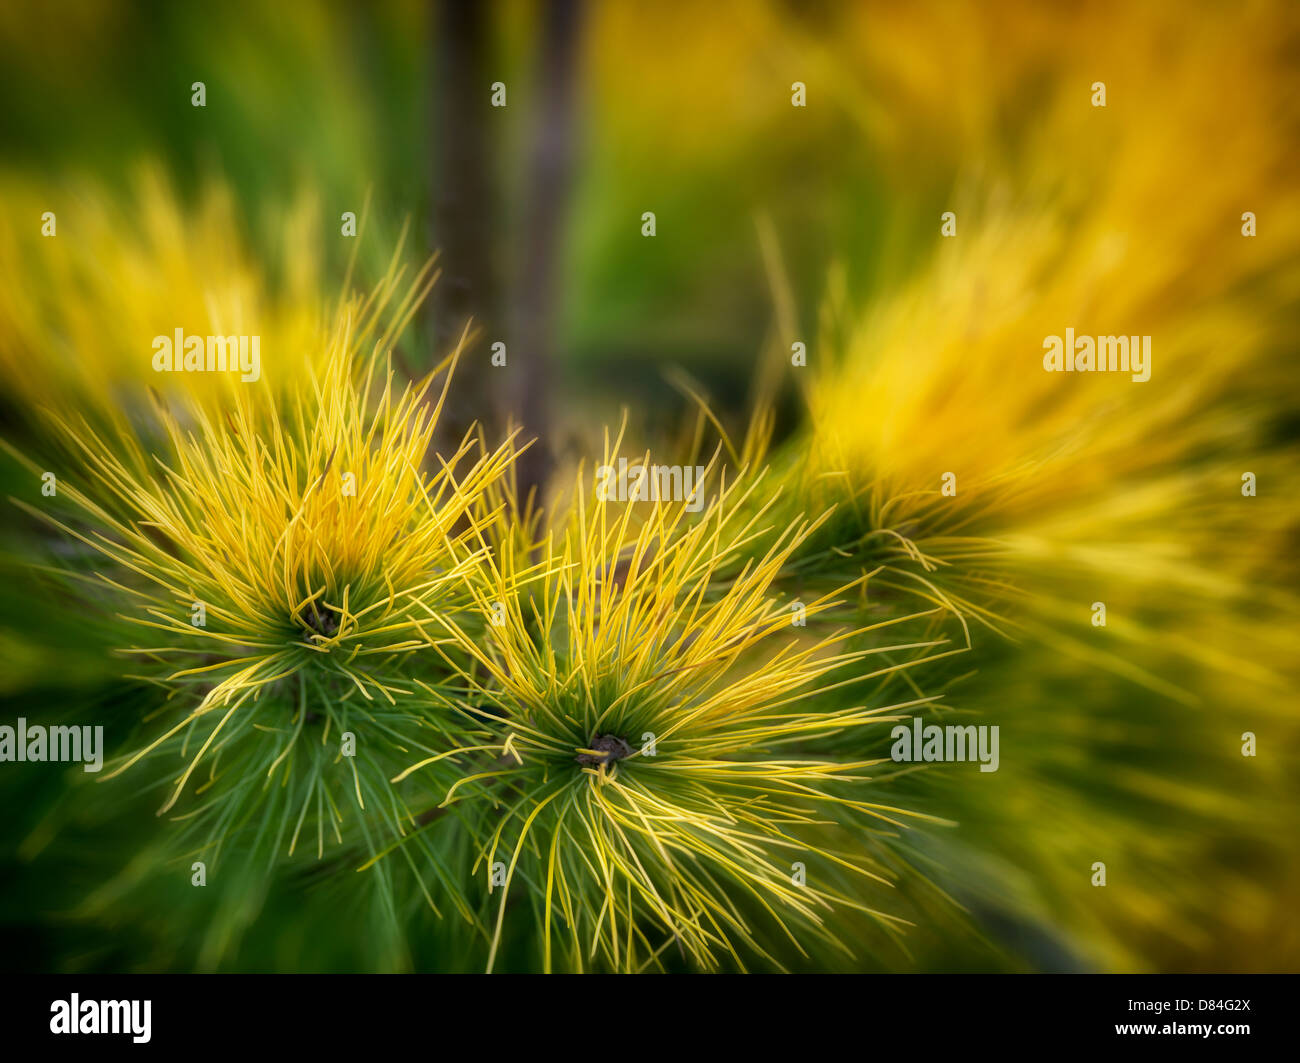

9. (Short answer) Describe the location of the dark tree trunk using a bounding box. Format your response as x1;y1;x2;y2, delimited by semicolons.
429;0;499;444
506;0;582;511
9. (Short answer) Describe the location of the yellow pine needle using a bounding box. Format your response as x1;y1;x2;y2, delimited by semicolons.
7;267;527;841
404;434;959;971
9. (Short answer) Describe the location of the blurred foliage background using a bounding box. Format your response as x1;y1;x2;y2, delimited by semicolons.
1;0;1298;972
